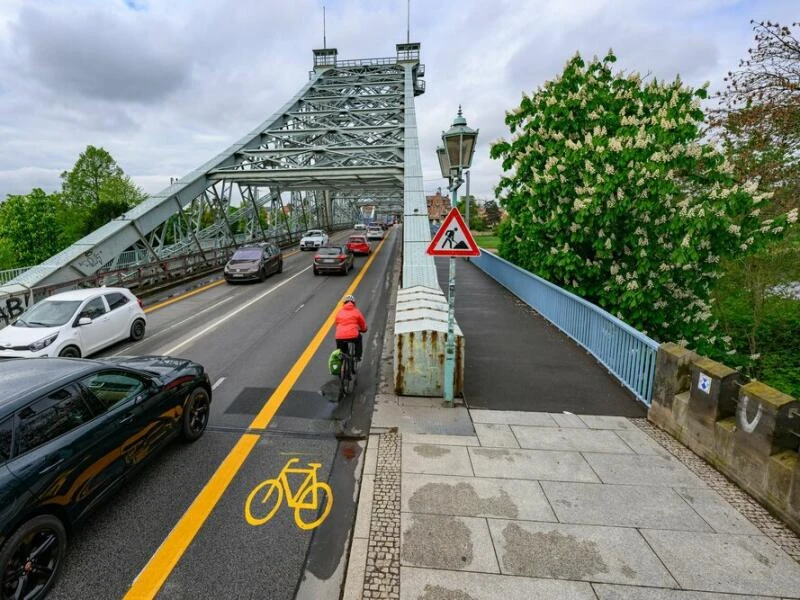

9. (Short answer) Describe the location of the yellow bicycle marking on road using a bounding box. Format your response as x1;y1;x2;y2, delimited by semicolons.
123;233;388;599
245;458;333;530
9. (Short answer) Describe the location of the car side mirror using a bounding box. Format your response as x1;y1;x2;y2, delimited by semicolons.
77;317;92;326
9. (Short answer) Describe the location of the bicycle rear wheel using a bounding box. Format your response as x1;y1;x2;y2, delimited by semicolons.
294;482;334;530
337;358;352;402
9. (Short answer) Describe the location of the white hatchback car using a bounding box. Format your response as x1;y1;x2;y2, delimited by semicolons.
299;229;329;251
0;287;147;359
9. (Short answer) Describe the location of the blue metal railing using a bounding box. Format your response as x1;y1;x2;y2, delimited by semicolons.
472;251;659;406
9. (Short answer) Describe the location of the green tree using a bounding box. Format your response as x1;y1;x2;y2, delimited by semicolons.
483;200;502;228
709;20;800;389
456;195;485;230
490;51;797;355
61;145;147;239
0;189;66;267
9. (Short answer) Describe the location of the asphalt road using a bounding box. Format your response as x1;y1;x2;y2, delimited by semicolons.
46;228;399;600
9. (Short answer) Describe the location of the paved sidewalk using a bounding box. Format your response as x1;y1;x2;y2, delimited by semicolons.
340;250;800;599
346;412;800;600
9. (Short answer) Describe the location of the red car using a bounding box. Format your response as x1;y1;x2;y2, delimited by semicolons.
346;235;371;255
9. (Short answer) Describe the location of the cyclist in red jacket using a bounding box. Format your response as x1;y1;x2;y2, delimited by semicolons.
335;295;367;363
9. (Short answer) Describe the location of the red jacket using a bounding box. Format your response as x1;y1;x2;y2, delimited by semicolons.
335;303;367;339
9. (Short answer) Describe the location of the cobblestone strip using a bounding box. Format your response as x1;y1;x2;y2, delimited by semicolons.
362;431;401;599
633;418;800;562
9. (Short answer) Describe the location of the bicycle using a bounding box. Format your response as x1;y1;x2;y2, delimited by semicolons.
338;340;357;402
244;458;334;531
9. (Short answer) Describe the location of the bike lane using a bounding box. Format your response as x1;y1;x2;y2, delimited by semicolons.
123;233;396;599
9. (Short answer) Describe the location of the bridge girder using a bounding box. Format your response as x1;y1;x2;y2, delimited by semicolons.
4;46;424;290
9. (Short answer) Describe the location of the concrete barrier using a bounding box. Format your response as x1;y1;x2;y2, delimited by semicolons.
393;286;463;397
649;342;800;534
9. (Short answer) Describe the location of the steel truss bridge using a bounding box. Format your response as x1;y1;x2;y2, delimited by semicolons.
2;43;425;294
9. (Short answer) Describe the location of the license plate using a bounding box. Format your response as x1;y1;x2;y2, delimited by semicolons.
323;259;336;263
232;273;244;277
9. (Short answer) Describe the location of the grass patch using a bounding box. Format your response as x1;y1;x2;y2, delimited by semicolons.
474;234;500;250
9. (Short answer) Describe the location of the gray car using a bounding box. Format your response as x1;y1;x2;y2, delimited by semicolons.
224;244;283;283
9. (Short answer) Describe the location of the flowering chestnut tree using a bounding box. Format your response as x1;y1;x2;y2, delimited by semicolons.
491;51;797;353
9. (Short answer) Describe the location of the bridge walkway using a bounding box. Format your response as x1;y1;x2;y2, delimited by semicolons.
342;252;800;600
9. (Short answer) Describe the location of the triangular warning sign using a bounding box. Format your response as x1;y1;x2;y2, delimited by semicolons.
426;208;481;256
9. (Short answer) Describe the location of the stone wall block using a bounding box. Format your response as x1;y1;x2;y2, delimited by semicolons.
652;343;697;412
732;382;798;490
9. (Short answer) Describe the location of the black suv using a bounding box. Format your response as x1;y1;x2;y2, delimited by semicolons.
0;356;212;599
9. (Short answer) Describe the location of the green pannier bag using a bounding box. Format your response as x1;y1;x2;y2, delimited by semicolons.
328;349;343;376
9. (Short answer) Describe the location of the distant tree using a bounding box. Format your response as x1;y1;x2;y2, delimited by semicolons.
490;50;797;355
483;200;502;228
456;195;485;230
61;145;147;239
0;189;66;267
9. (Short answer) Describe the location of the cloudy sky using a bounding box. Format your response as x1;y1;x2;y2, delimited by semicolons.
0;0;797;203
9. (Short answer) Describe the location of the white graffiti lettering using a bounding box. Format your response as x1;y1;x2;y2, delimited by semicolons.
737;395;763;434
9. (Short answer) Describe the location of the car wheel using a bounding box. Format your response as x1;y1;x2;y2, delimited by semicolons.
130;318;146;341
181;387;210;442
58;346;81;358
0;514;66;600
313;267;319;276
277;260;283;274
259;268;266;282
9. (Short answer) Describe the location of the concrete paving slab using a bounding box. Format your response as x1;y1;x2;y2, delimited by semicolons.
401;513;499;573
488;519;677;587
373;394;474;435
474;423;520;448
341;537;368;600
469;447;600;483
401;566;597;600
673;487;762;535
511;426;635;453
578;415;638;430
353;473;374;540
593;584;776;600
402;473;557;522
471;410;559;427
403;433;480;446
551;412;589;428
641;529;800;597
583;452;708;487
540;481;713;531
402;443;474;476
363;441;378;476
614;428;673;457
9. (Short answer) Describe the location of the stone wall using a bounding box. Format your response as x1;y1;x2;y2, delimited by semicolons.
649;342;800;534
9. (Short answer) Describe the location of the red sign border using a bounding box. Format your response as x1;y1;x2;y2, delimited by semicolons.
426;208;481;257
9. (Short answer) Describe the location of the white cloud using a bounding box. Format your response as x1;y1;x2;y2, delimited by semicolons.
0;0;797;202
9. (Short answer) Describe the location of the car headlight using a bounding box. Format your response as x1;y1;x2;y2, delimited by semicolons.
29;332;58;352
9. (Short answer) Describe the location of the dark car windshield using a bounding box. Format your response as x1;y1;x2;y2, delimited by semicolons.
14;300;82;328
231;249;261;261
317;247;343;255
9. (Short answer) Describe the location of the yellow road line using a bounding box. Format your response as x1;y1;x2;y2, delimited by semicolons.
123;434;259;600
122;235;387;600
249;236;386;430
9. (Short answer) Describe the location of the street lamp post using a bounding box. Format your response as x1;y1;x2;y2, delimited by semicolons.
436;106;478;405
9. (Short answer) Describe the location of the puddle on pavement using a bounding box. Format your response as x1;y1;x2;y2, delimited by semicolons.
413;445;451;458
419;584;479;600
471;448;514;461
501;522;609;579
409;482;518;518
402;515;473;569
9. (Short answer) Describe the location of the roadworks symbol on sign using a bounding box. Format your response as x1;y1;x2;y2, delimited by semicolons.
426;207;481;257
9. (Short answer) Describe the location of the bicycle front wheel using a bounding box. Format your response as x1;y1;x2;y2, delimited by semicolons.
245;478;284;526
294;482;334;530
